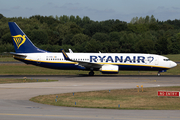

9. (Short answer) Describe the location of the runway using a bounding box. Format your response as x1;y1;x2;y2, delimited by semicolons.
0;75;180;120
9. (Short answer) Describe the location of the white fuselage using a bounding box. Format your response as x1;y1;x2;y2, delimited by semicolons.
14;52;177;72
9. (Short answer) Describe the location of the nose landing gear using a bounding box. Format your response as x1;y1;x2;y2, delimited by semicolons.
157;70;167;76
157;72;161;76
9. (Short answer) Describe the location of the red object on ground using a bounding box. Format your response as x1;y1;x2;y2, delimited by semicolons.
158;91;180;97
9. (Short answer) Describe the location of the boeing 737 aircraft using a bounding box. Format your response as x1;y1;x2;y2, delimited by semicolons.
8;22;177;76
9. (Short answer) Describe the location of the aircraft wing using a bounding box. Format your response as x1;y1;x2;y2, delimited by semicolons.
75;60;102;69
61;49;102;69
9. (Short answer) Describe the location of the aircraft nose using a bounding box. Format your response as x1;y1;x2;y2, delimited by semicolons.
171;61;177;68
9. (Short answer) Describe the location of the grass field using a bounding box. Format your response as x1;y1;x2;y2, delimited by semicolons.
0;78;57;84
0;64;179;75
0;57;18;62
164;54;180;62
30;86;180;110
0;64;91;75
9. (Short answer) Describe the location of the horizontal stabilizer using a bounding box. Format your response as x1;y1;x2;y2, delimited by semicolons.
10;52;27;57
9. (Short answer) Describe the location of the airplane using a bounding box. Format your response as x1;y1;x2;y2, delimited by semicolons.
8;22;177;76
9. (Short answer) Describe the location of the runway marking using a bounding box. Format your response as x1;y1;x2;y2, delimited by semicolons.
0;113;179;119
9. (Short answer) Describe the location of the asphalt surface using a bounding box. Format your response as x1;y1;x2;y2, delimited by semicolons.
0;75;180;120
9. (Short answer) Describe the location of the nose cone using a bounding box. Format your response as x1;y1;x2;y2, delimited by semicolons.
171;61;177;68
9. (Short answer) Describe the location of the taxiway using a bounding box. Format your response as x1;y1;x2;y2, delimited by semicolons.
0;75;180;120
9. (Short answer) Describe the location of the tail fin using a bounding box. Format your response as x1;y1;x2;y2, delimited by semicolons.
8;22;47;53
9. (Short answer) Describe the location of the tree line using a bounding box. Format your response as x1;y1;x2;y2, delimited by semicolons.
0;13;180;55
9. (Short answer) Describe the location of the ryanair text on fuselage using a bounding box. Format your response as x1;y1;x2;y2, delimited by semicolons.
90;56;154;63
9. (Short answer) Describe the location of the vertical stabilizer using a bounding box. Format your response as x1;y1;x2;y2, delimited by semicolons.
8;22;47;53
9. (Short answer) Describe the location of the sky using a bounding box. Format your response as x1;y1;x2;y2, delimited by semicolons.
0;0;180;22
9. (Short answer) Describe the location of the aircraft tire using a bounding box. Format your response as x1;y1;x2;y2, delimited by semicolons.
89;71;94;76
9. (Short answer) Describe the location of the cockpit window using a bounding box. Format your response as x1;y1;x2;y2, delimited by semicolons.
163;59;170;61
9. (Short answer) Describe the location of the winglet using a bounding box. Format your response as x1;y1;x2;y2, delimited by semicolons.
69;49;73;53
61;49;70;60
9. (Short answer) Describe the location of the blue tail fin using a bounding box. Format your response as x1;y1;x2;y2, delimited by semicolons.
8;22;48;53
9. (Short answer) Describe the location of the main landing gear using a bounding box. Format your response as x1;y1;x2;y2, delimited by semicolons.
157;72;161;76
89;71;94;76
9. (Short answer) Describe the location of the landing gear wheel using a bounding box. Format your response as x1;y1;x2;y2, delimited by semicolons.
157;72;161;76
89;71;94;76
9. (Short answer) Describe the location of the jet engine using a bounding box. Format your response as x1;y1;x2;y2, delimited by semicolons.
100;65;119;74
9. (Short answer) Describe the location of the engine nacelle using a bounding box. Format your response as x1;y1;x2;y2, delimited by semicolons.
100;65;119;74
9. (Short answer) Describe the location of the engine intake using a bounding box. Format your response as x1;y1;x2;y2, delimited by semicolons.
100;65;119;74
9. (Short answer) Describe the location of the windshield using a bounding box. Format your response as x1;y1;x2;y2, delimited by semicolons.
163;59;170;61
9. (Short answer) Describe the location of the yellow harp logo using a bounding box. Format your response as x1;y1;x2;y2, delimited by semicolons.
12;35;26;49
